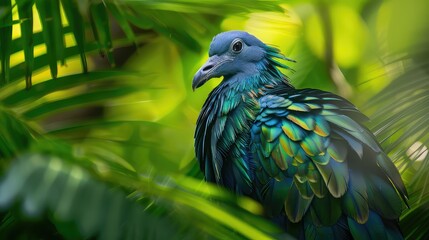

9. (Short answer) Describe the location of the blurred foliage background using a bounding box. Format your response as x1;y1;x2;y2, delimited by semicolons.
0;0;428;239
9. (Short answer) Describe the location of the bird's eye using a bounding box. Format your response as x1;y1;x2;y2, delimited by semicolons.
232;40;243;53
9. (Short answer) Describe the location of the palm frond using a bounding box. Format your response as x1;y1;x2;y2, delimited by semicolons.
0;154;192;239
0;1;290;238
366;26;429;240
2;0;283;89
0;148;284;239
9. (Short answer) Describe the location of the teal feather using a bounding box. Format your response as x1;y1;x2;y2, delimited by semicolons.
269;156;282;180
278;134;299;157
314;158;349;198
233;158;252;185
305;216;352;240
287;113;315;131
262;140;275;158
270;146;289;170
341;171;369;224
327;138;347;162
348;211;387;239
262;124;282;142
287;102;311;112
308;176;327;198
300;132;326;156
263;178;292;217
375;152;408;204
313;115;330;137
312;152;330;165
383;219;403;240
366;175;403;219
334;130;364;158
285;183;313;223
327;115;379;152
295;148;310;164
303;96;319;101
264;117;279;127
306;103;322;110
310;194;342;226
281;120;305;141
325;115;361;133
294;176;314;199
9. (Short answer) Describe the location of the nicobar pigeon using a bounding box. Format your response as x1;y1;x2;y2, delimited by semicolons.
192;31;408;239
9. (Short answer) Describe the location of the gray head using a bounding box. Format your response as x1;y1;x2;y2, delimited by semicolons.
192;31;269;90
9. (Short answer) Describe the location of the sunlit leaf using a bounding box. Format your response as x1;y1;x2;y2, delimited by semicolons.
0;154;182;239
35;0;60;78
16;0;34;89
1;71;142;106
0;0;13;85
90;3;114;66
60;0;88;72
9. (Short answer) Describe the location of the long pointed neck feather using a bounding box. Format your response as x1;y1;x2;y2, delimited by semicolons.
195;47;294;188
221;46;294;94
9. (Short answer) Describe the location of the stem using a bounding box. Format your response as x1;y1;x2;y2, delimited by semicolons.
318;4;353;98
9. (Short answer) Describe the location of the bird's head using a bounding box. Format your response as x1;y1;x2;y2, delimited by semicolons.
192;30;293;90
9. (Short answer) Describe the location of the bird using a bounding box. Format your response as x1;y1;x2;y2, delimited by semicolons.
192;31;408;239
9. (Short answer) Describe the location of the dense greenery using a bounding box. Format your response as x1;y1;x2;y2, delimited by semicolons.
0;0;427;239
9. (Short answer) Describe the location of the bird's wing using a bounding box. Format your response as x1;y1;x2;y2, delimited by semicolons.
250;88;407;237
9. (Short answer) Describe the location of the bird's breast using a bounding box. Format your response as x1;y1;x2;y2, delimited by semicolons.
195;85;264;193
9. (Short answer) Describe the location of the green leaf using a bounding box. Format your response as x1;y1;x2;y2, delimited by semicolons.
90;3;114;65
35;0;59;78
22;86;139;119
0;154;179;239
0;108;36;161
0;0;13;85
105;2;136;46
2;71;141;106
16;0;34;89
61;0;87;72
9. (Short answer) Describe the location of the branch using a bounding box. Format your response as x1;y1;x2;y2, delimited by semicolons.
318;4;353;98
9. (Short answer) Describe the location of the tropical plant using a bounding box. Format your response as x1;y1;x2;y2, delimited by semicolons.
0;1;285;239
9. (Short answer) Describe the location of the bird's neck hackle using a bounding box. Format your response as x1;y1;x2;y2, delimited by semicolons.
222;45;294;95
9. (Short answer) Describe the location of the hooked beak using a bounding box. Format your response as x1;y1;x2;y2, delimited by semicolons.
192;55;231;91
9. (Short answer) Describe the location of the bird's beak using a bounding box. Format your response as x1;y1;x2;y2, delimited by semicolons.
192;55;230;91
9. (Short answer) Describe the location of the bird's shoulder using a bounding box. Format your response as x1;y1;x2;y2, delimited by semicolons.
258;86;368;123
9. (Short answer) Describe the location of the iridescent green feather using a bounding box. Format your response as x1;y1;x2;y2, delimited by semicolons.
348;212;387;239
281;120;305;141
366;175;403;219
294;176;314;199
285;183;313;223
312;152;330;165
287;114;315;131
306;163;327;198
262;124;282;142
326;115;379;152
287;102;311;112
341;171;369;224
375;152;408;204
262;178;292;217
278;134;299;157
300;132;326;156
313;158;349;198
308;177;327;198
327;138;348;162
270;146;289;170
310;194;342;226
313;115;330;137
